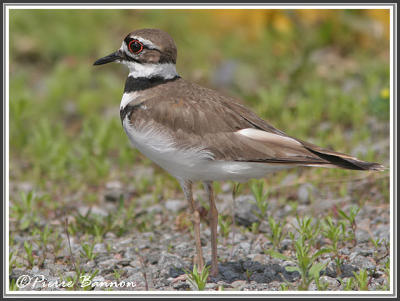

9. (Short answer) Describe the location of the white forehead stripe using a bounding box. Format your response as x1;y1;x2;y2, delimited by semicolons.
236;128;301;146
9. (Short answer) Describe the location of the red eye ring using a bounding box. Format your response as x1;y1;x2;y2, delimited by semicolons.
128;39;143;54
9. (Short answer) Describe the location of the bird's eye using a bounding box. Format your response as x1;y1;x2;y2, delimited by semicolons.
128;39;143;54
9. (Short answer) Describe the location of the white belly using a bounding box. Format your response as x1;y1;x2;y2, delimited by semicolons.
123;118;290;182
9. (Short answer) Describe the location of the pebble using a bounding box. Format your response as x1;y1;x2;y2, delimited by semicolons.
93;243;106;253
164;199;186;212
234;195;260;227
351;255;376;271
355;229;370;243
297;183;317;204
231;280;247;289
104;181;126;203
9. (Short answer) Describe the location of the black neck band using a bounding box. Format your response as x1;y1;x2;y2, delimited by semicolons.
124;76;180;93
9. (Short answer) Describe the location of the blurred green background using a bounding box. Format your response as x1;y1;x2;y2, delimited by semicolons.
9;9;390;223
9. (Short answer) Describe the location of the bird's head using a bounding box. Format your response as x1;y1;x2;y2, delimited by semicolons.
94;28;178;79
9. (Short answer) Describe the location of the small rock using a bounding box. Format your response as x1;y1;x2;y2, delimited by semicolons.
98;259;118;269
146;204;163;214
297;183;317;204
234;195;260;227
32;266;39;273
105;232;116;239
158;252;185;277
320;276;340;289
231;280;246;289
173;281;190;290
221;183;232;193
164;199;186;212
340;247;351;255
65;271;76;278
93;243;106;253
78;206;108;217
118;259;131;266
351;255;375;271
355;229;370;243
104;181;125;203
238;242;251;253
252;254;268;264
205;282;217;290
147;253;160;265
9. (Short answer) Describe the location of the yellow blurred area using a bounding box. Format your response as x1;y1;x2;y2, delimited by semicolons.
202;9;390;40
365;9;390;39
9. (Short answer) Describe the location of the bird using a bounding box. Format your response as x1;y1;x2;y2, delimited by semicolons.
93;28;384;277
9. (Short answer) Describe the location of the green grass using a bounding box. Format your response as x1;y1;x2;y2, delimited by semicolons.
8;9;390;291
184;264;210;291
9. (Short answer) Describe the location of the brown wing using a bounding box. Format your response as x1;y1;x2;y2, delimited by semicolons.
126;78;383;171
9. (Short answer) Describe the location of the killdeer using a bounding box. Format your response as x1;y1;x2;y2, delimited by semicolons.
94;28;384;277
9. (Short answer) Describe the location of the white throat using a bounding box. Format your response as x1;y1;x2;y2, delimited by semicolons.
122;61;178;79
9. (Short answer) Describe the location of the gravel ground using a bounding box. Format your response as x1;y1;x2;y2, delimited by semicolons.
9;176;390;292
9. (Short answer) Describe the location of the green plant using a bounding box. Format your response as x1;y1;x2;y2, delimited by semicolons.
245;269;253;283
267;233;330;290
382;258;390;290
353;269;369;291
280;283;289;291
292;215;320;245
267;216;285;249
340;277;355;291
218;215;232;244
113;269;122;281
80;242;97;261
24;241;35;267
11;191;40;231
250;180;269;220
322;216;345;275
9;251;20;273
9;279;19;291
338;206;360;246
184;264;210;291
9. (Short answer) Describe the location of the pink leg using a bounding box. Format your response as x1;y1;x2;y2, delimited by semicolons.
204;181;219;277
180;180;204;271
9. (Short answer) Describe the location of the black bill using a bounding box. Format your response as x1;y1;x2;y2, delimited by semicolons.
93;51;123;65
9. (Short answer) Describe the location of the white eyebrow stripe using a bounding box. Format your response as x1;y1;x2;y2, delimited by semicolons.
131;36;159;50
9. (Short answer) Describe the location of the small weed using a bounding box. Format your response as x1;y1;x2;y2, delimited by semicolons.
353;269;369;290
23;241;35;268
9;279;19;291
266;216;285;249
267;216;330;291
184;264;210;291
250;221;260;234
218;215;232;244
11;191;40;231
340;277;355;291
292;215;320;245
113;269;122;281
9;251;21;273
245;269;253;283
280;283;289;291
80;242;97;261
250;180;269;220
338;206;360;246
322;216;345;275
